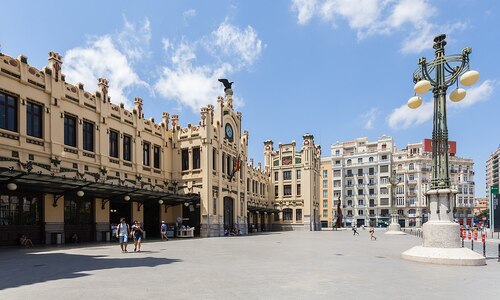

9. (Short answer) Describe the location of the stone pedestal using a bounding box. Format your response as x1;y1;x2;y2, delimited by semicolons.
385;214;405;235
402;189;485;266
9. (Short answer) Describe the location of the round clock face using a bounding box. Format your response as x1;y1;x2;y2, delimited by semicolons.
225;123;233;140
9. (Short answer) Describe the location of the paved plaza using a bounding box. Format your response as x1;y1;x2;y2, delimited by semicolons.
1;229;499;300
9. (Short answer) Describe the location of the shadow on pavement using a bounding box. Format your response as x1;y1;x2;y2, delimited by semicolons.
0;251;181;291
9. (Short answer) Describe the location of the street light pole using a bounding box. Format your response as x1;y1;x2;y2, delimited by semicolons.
386;170;405;234
402;34;484;265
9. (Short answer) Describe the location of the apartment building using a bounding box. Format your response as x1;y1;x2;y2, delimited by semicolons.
486;147;500;195
320;157;333;228
325;137;475;228
329;136;395;227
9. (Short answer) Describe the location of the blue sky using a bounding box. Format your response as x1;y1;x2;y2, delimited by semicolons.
1;0;498;197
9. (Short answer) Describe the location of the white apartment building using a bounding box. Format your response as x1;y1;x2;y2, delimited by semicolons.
393;142;475;227
327;137;475;228
330;136;395;227
486;147;500;195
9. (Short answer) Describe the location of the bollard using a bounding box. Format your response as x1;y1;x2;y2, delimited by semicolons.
482;233;486;257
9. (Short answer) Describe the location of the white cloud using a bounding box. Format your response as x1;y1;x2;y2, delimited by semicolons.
360;108;378;129
155;21;263;112
117;17;152;60
208;22;263;67
64;36;147;107
292;0;466;53
387;99;433;130
291;0;318;25
183;9;197;24
449;80;497;108
387;80;497;129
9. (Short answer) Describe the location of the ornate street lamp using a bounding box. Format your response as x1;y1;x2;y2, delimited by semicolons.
402;34;484;265
385;170;405;235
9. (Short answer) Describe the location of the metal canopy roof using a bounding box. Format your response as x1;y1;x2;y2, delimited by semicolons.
0;168;199;205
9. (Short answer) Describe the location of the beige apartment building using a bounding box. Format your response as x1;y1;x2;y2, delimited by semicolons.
1;50;320;246
320;157;333;227
264;137;321;231
323;137;475;228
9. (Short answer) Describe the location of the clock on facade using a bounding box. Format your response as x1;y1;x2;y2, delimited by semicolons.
225;123;234;141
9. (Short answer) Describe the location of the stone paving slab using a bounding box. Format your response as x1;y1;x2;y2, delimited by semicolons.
1;229;499;300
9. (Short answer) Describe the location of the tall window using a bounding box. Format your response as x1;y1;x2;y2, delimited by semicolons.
283;171;292;180
153;145;161;168
0;92;17;132
26;101;42;138
283;208;293;221
109;130;119;158
123;135;132;161
297;184;301;196
212;148;217;171
283;184;292;196
296;209;302;221
182;149;189;170
64;114;77;147
193;147;201;169
82;121;94;152
143;142;150;166
0;194;41;226
64;197;92;225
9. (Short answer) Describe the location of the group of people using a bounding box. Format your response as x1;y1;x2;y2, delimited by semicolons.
115;217;144;253
224;227;242;236
352;224;377;240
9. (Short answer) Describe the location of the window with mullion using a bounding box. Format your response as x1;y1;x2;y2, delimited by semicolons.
143;141;151;166
109;130;119;158
26;101;42;138
64;114;77;147
153;145;160;169
82;121;94;152
123;135;132;161
0;93;18;132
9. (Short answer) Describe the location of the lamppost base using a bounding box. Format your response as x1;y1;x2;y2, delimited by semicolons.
401;220;486;265
402;245;485;266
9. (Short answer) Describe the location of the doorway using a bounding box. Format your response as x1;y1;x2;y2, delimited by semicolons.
110;201;131;225
223;197;234;230
143;202;160;239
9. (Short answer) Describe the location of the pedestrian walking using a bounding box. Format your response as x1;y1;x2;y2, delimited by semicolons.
116;217;131;253
132;220;144;252
160;221;168;241
352;225;360;235
369;225;377;240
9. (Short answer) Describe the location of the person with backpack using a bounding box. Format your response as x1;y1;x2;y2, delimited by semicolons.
132;220;144;252
116;217;131;253
160;221;168;241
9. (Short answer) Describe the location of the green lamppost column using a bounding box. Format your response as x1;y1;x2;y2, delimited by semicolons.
402;34;484;265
